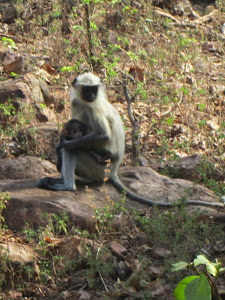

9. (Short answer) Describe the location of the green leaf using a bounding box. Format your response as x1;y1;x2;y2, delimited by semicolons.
73;25;84;31
90;22;97;30
185;273;211;300
206;263;217;277
61;66;72;72
219;267;225;273
123;6;130;12
211;261;221;271
145;18;153;23
194;255;210;267
171;262;189;272
198;120;206;129
181;87;189;95
174;276;198;300
10;72;19;78
144;26;149;33
167;117;174;127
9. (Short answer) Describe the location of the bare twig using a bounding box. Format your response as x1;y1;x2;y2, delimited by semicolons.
96;244;109;293
152;6;181;24
122;77;140;162
98;269;109;293
84;2;94;70
122;210;139;233
123;84;136;127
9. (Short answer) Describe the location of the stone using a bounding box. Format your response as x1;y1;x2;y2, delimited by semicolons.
0;164;222;233
0;156;57;180
0;75;58;125
15;123;59;163
1;4;16;24
2;51;23;73
162;154;224;182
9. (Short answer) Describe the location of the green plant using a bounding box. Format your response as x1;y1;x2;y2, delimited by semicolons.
22;222;38;242
172;254;225;300
0;192;9;234
134;206;223;262
0;100;15;117
94;200;124;236
2;37;16;50
84;243;115;288
22;264;35;281
61;65;73;72
0;251;10;288
52;212;69;235
195;158;225;197
198;103;206;111
198;119;207;129
10;72;19;78
0;193;10;287
0;101;34;139
39;211;69;241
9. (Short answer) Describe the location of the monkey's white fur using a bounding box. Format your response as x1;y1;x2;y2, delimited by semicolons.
61;72;125;190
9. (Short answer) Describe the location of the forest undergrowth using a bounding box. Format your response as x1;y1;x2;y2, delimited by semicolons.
1;0;225;299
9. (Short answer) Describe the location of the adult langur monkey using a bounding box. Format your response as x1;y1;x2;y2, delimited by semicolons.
38;72;223;208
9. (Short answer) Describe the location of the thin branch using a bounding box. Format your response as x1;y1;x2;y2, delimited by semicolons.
98;269;109;293
96;244;109;293
122;77;140;162
123;84;136;127
84;2;94;70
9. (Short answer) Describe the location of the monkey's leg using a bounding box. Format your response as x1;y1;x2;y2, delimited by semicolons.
38;149;76;191
61;149;77;190
38;151;108;191
56;144;62;173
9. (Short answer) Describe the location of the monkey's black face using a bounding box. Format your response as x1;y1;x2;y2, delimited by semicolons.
82;85;99;102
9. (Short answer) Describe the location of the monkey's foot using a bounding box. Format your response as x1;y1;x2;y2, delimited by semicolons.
37;177;76;191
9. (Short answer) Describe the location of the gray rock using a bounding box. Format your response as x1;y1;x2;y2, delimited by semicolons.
0;164;222;232
15;123;59;163
0;156;57;180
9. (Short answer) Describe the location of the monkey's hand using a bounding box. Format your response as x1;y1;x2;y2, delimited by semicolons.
61;132;109;151
59;135;66;148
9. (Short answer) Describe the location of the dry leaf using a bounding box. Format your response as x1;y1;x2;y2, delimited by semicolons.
78;290;91;300
152;248;172;258
111;240;127;255
42;63;57;75
129;66;144;82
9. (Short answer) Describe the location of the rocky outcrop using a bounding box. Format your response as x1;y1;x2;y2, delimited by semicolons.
14;123;60;163
0;157;222;232
0;73;66;127
0;156;57;180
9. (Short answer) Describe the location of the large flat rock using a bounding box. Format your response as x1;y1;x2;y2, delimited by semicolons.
0;163;223;232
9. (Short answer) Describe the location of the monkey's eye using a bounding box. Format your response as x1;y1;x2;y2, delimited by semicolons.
82;85;98;102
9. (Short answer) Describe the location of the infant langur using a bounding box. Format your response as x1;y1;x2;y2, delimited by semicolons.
56;119;113;173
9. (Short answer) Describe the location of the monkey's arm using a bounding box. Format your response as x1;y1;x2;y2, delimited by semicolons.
61;132;109;151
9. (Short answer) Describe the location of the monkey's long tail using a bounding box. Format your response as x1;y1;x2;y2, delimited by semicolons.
109;175;224;208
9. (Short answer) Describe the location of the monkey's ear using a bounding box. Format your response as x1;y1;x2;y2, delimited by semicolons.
71;77;77;87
